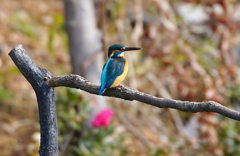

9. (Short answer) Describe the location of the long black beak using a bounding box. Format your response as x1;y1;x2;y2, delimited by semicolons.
123;47;142;51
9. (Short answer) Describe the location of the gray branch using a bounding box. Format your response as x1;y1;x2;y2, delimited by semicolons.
8;45;58;156
7;44;240;156
46;74;240;121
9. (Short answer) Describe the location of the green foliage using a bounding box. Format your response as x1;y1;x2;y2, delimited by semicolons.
226;85;240;108
10;11;37;38
108;0;127;19
56;88;89;136
0;74;13;103
219;85;240;155
72;127;128;156
8;66;21;74
219;118;240;156
0;86;13;103
56;88;128;156
149;148;169;156
47;13;67;55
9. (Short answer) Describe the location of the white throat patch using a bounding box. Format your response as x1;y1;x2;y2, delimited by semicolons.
110;53;114;58
110;52;125;58
119;52;125;56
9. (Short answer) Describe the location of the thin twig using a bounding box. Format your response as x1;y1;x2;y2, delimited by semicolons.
46;74;240;121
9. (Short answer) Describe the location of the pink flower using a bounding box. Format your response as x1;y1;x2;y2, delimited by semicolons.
92;108;114;128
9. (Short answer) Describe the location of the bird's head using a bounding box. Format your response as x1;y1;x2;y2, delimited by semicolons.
108;44;141;58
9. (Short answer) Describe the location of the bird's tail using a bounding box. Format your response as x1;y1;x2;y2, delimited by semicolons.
98;86;106;95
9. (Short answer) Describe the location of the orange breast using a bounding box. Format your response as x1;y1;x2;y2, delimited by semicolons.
110;60;128;88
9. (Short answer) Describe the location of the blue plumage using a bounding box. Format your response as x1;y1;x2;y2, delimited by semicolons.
98;44;141;95
98;57;125;95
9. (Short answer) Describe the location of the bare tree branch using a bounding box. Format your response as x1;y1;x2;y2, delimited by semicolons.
8;45;58;156
46;74;240;121
7;44;240;156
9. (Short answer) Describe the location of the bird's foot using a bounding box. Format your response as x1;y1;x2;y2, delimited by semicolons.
115;84;124;90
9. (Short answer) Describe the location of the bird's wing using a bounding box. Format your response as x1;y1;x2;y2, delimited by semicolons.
100;58;125;88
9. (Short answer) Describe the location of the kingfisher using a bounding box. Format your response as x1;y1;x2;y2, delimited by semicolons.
98;44;141;95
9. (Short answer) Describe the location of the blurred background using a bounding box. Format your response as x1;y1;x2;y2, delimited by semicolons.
1;0;240;156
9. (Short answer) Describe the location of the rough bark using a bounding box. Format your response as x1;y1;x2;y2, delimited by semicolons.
46;74;240;122
9;45;58;156
8;44;240;156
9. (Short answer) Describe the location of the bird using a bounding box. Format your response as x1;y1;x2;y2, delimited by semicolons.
98;44;141;95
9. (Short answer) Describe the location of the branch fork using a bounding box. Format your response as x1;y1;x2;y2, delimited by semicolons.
8;45;240;155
